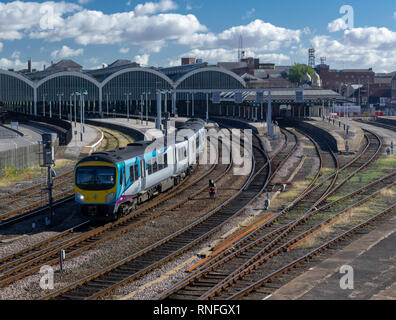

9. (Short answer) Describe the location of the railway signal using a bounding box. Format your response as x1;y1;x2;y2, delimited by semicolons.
41;133;56;224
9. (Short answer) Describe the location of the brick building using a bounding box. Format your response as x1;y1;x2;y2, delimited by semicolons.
315;64;375;93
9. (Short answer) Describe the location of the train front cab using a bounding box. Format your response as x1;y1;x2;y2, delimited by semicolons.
74;160;121;220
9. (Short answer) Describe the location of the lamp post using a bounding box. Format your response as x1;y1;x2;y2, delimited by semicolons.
76;90;88;141
42;94;47;117
186;93;190;116
57;93;64;119
71;93;77;127
125;92;131;121
143;91;150;126
140;94;144;123
105;93;110;117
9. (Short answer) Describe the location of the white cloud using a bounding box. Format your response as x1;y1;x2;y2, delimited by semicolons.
328;18;347;32
120;47;130;54
134;53;150;66
0;57;47;71
51;45;84;60
312;26;396;72
242;8;255;20
11;51;20;59
0;42;3;52
178;19;301;52
0;1;205;54
134;0;177;16
78;0;92;4
30;10;206;53
0;1;81;40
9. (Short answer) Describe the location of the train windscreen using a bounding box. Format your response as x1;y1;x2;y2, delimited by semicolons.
76;166;116;190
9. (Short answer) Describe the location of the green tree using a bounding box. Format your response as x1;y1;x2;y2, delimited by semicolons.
288;63;315;84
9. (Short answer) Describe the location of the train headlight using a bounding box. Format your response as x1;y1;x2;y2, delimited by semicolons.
76;192;85;202
106;192;115;203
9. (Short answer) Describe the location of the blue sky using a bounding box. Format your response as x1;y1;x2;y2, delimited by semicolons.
0;0;395;72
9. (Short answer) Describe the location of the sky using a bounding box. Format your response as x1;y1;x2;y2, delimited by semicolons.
0;0;395;73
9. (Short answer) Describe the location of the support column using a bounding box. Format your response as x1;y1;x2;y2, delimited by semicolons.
172;91;176;115
156;91;162;130
206;93;209;122
34;88;37;116
192;93;195;117
267;91;273;137
99;88;103;117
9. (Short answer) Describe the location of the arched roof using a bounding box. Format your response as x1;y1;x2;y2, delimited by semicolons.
0;69;35;88
36;71;101;89
175;66;246;89
101;67;174;88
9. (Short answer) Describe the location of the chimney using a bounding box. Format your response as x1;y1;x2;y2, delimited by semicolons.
28;59;32;73
43;64;46;70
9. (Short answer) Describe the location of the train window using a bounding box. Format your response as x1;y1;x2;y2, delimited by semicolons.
164;153;168;167
153;159;158;172
130;164;139;182
196;136;199;149
184;147;187;158
148;159;153;175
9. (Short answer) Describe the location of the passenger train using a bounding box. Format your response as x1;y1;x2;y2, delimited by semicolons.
74;119;206;221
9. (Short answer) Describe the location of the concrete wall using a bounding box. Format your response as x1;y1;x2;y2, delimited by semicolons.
0;143;40;171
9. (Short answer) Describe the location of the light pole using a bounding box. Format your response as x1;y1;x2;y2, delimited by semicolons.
105;93;110;117
140;94;144;123
71;93;77;127
192;93;195;117
57;93;64;119
42;94;47;117
76;90;88;141
186;93;190;116
143;91;150;126
125;92;131;121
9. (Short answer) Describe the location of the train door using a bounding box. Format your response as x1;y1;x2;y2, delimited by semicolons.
140;159;146;190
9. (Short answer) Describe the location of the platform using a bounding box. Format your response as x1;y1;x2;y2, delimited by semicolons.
62;122;103;159
0;123;57;153
92;117;177;141
305;117;364;153
269;213;396;300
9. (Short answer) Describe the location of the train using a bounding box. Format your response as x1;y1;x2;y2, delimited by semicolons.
74;118;207;221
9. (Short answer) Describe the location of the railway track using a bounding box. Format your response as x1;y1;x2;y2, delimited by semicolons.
159;127;385;300
0;131;228;289
35;125;283;300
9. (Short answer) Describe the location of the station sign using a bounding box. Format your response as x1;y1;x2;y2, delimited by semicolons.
234;92;243;104
212;92;221;104
256;91;264;103
295;90;304;103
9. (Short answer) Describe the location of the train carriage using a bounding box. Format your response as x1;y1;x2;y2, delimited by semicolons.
74;119;206;221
